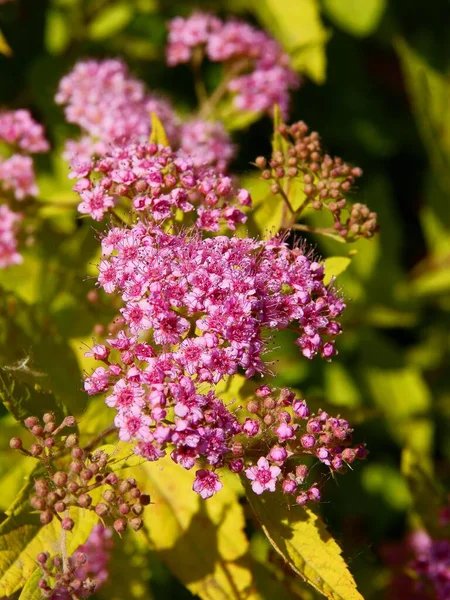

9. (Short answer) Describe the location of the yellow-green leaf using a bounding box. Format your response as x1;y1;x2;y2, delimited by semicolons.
88;2;133;40
243;483;364;600
322;0;386;37
131;457;259;600
396;38;450;192
253;0;328;84
18;568;42;600
0;29;12;56
323;256;352;285
149;113;170;147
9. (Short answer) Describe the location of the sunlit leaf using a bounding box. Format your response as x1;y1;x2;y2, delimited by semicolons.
45;9;71;55
253;0;328;83
323;256;351;285
131;457;259;600
0;29;12;56
149;113;170;147
322;0;386;37
88;2;133;40
243;482;364;599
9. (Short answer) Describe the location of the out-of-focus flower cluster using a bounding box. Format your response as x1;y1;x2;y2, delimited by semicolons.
55;59;178;161
256;120;379;240
0;203;22;268
166;12;299;117
56;59;236;176
71;141;250;227
81;223;360;500
407;531;450;600
37;524;113;599
0;109;49;200
0;109;49;268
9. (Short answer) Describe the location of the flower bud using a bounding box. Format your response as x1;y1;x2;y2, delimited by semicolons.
37;552;49;564
34;479;48;497
78;494;92;508
228;458;244;474
71;447;84;459
139;494;151;506
9;437;22;450
132;503;144;515
42;413;55;424
67;481;80;494
54;501;66;513
118;480;131;495
53;472;68;487
24;416;39;430
95;503;109;517
44;422;56;434
130;517;143;531
129;488;141;500
40;510;53;525
247;400;260;414
44;437;55;448
64;416;77;428
114;518;127;534
65;434;78;448
31;496;46;511
61;517;74;531
31;425;44;437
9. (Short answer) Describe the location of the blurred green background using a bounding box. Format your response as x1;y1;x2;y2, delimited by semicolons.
1;0;449;598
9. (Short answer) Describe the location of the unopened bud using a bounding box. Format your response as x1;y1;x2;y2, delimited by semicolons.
54;501;66;513
53;472;68;487
130;517;143;531
139;494;151;506
78;493;92;508
42;413;55;424
37;552;49;564
95;503;109;517
65;434;78;448
9;437;22;450
61;517;74;531
24;416;39;430
64;416;76;428
114;518;127;534
247;400;259;414
40;511;53;525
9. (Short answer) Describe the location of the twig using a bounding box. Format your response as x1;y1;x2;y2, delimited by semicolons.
82;424;117;452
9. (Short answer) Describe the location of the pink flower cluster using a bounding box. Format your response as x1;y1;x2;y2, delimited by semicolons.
0;203;22;268
72;141;250;227
55;59;178;164
0;109;49;153
166;12;299;116
178;119;235;174
0;109;49;200
83;224;355;499
408;531;450;600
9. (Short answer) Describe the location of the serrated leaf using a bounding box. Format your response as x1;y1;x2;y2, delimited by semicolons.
323;257;352;285
253;0;328;83
322;0;386;37
243;483;363;600
0;475;98;597
131;457;259;600
0;369;67;424
149;113;169;147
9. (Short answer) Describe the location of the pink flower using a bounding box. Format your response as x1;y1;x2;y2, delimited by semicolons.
0;204;22;268
78;186;115;221
245;457;281;495
192;469;223;499
115;408;152;442
84;367;109;395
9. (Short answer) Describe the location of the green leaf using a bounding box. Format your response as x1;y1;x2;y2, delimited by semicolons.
88;2;133;40
242;173;284;236
149;113;170;147
361;334;433;454
18;568;42;600
401;448;441;534
131;457;259;600
45;9;71;55
324;362;361;408
322;0;386;37
0;476;98;597
243;482;364;600
0;368;67;425
253;0;328;83
272;105;289;156
396;38;450;192
323;256;352;285
0;29;12;56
